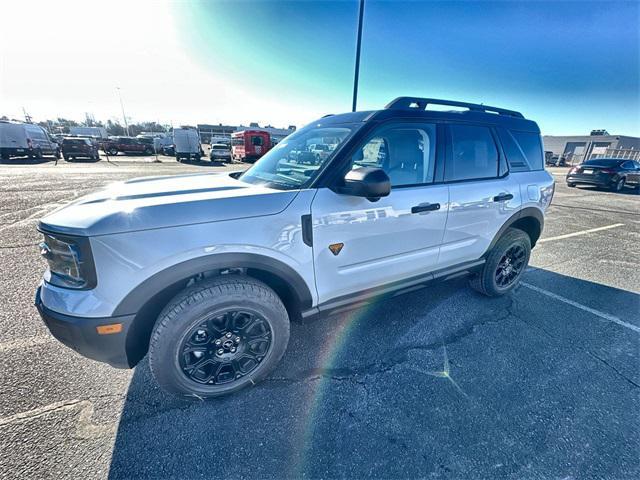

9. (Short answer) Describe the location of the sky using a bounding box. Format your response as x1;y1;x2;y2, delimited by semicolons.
1;0;638;135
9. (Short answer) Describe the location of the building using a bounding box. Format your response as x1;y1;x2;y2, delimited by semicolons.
197;123;296;144
543;130;640;163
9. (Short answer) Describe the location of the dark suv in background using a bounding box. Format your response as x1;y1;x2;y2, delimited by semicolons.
62;138;100;161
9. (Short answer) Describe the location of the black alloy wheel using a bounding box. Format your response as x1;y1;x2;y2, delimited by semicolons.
494;244;527;288
612;177;625;192
178;310;272;385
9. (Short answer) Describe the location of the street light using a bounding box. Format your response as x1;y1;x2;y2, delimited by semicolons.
116;87;130;136
352;0;365;112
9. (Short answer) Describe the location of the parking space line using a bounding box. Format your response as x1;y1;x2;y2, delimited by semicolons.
521;282;640;334
538;223;624;243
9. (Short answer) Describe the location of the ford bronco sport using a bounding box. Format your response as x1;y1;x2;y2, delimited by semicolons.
35;97;554;398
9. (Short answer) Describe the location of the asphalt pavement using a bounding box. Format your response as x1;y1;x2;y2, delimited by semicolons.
0;158;638;479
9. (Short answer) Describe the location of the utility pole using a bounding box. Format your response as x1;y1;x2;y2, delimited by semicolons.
351;0;365;112
116;87;130;136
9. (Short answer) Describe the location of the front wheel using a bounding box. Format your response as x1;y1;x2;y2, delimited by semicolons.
149;275;290;399
469;228;531;297
107;148;118;156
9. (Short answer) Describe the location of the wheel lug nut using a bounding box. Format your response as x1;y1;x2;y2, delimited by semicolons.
215;339;222;345
230;347;236;353
225;332;232;338
234;337;240;343
217;349;224;355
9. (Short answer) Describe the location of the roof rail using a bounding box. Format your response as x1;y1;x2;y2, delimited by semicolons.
385;97;524;118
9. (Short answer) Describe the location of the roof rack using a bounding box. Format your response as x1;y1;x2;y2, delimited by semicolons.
385;97;524;118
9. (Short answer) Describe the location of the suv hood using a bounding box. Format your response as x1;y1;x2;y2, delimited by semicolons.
40;172;298;236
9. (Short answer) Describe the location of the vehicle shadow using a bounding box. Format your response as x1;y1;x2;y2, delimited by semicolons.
0;156;55;165
571;185;640;195
107;270;639;479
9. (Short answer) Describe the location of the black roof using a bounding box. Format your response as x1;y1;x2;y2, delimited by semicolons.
314;97;539;133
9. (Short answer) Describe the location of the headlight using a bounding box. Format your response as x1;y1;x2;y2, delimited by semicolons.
39;233;96;289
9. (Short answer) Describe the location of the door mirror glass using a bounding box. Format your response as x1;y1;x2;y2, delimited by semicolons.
339;167;390;202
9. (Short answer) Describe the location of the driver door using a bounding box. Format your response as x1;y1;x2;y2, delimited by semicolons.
311;122;449;306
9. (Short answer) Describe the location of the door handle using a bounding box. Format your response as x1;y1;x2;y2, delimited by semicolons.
493;193;514;202
411;203;440;214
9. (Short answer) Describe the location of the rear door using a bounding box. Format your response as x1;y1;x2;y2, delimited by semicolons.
311;121;449;305
440;124;521;268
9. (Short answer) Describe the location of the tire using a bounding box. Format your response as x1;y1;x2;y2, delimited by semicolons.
469;227;531;297
567;182;576;188
55;149;61;160
144;147;153;155
107;148;118;156
63;155;70;161
149;275;290;399
35;148;43;159
176;155;182;162
611;177;625;192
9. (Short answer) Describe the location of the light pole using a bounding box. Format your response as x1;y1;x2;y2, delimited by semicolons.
116;87;130;136
352;0;365;112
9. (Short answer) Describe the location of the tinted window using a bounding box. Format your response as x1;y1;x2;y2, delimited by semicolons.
511;131;543;171
446;125;498;181
583;159;622;167
231;137;244;146
351;124;436;187
251;136;264;146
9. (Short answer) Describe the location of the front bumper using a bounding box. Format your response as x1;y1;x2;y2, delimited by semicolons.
35;286;135;368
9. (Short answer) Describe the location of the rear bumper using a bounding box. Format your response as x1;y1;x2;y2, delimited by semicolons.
566;174;614;186
35;286;135;368
0;147;30;157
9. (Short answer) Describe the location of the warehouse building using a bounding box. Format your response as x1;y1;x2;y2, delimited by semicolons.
543;130;640;164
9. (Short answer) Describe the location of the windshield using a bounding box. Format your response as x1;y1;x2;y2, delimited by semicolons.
238;124;354;190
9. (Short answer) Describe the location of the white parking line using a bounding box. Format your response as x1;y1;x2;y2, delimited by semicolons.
538;223;624;243
521;282;640;334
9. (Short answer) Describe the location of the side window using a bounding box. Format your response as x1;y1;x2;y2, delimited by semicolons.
446;125;498;181
350;124;436;187
622;161;634;169
251;136;263;146
511;131;544;171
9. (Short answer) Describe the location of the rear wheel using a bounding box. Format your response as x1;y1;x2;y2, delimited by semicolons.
107;148;118;156
149;275;290;398
470;228;531;297
567;182;576;188
612;177;625;192
63;155;70;161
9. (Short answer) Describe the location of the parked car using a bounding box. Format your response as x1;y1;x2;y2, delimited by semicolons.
136;136;161;153
0;121;60;161
162;144;175;156
35;96;554;399
209;143;231;162
566;158;640;191
231;130;271;162
61;137;100;161
173;127;202;161
102;136;153;156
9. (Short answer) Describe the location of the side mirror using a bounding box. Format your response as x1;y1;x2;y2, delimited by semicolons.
338;167;390;202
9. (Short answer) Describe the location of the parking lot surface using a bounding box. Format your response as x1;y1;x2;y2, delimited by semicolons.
0;159;638;479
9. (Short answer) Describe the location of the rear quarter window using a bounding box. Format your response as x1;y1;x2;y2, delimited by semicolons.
497;129;544;172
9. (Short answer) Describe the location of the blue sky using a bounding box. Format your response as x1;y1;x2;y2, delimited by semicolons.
2;0;638;135
177;0;639;135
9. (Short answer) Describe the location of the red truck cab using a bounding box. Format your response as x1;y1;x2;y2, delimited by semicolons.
231;130;271;163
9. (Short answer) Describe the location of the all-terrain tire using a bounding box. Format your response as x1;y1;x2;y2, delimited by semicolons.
469;227;531;297
149;275;290;399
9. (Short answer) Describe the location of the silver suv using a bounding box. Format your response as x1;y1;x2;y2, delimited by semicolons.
35;97;554;398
